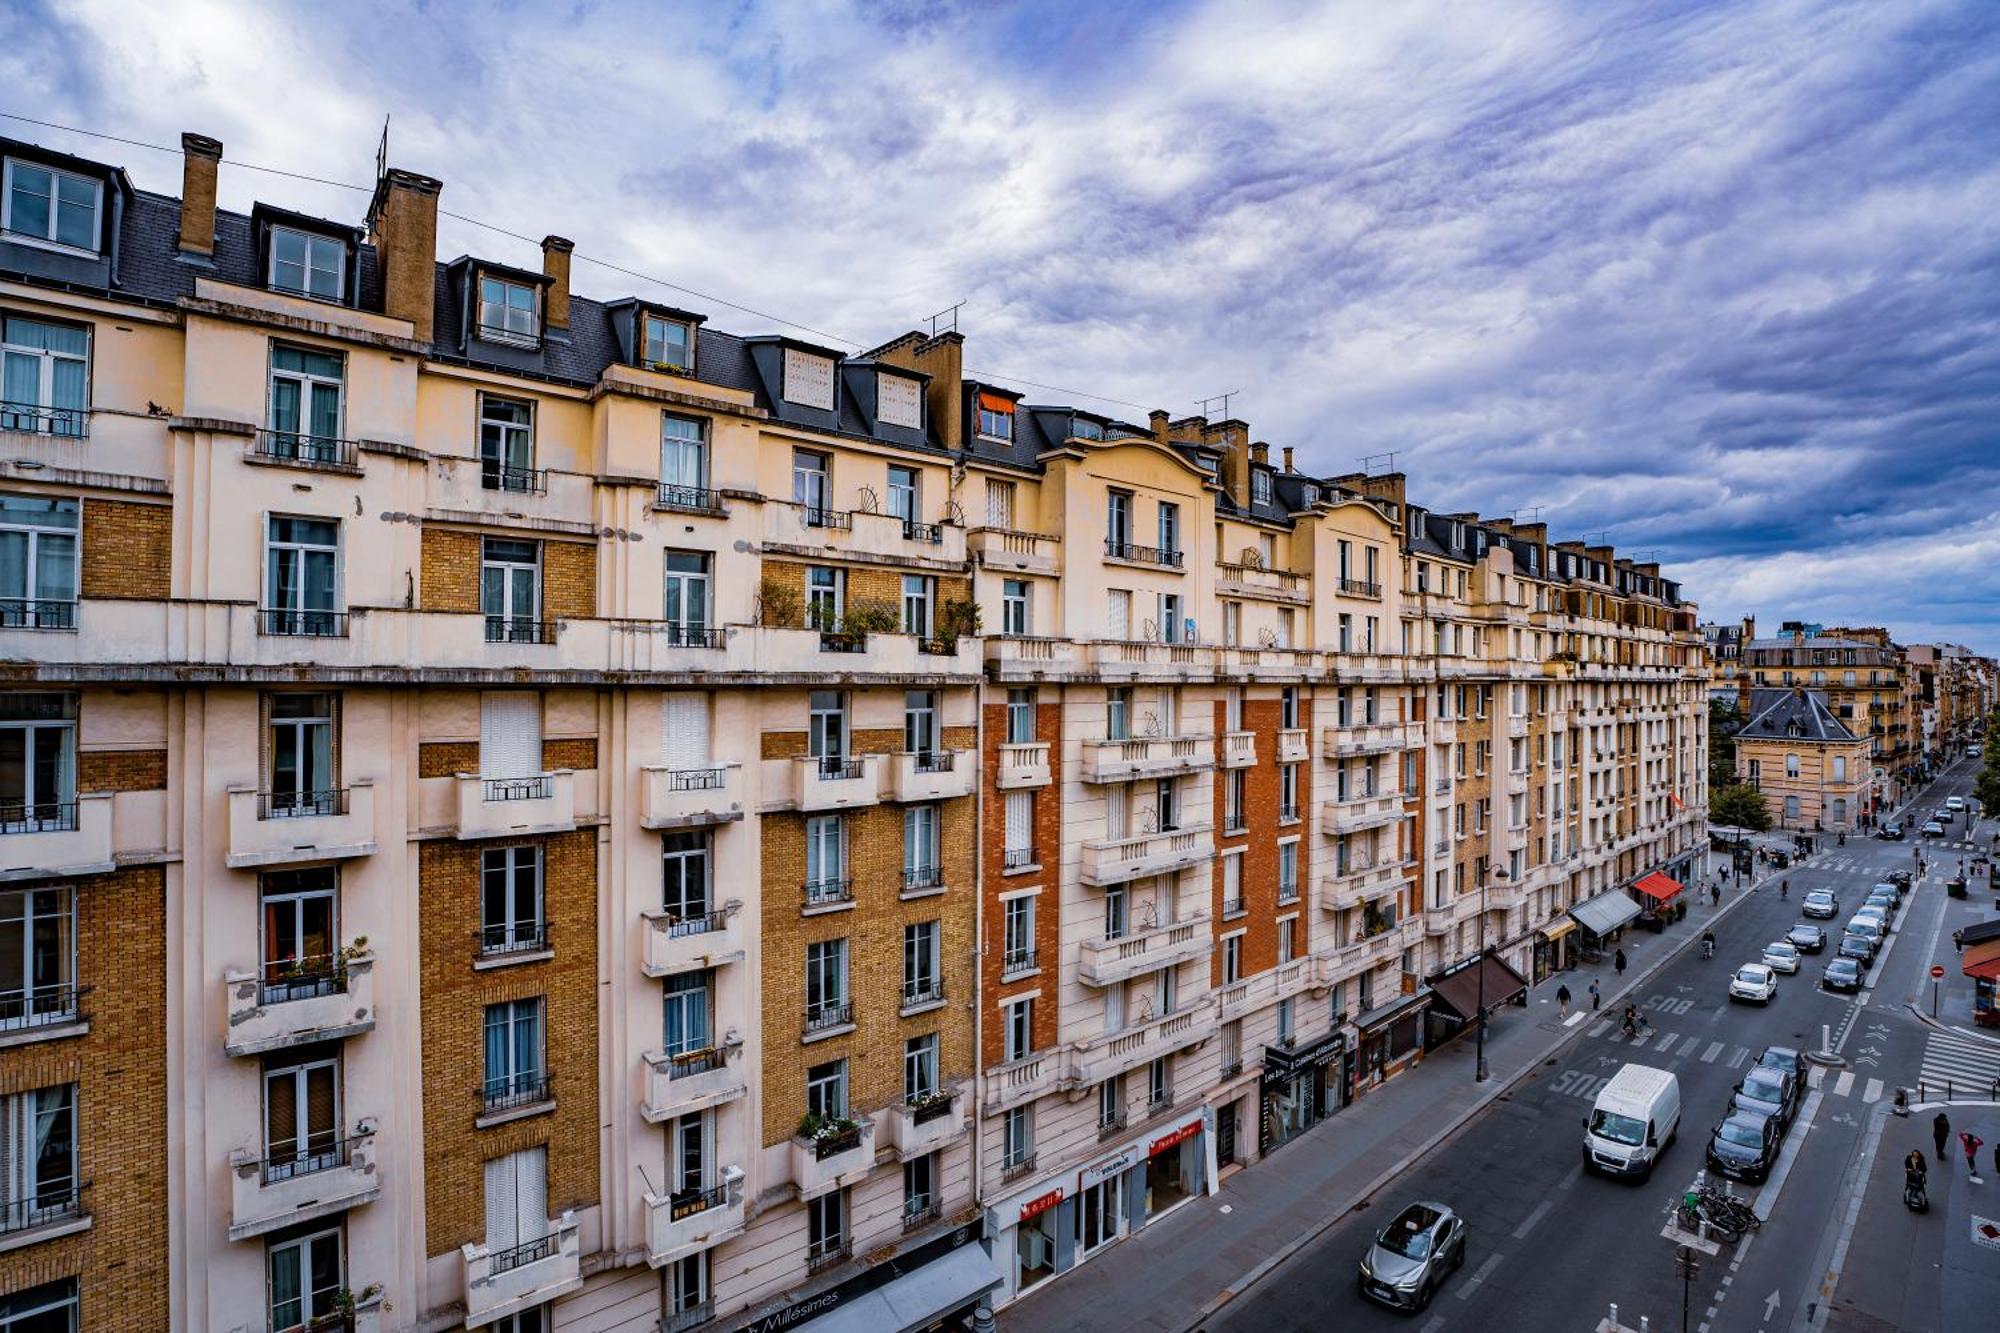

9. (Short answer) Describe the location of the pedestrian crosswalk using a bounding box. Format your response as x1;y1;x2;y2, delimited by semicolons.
1562;1016;1915;1108
1918;1030;2000;1100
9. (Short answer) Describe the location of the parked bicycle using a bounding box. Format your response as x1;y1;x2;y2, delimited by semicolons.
1679;1185;1760;1243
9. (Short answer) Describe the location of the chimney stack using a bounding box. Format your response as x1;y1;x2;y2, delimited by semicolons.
873;331;965;450
1149;410;1171;443
177;132;223;258
540;235;573;330
367;168;443;342
1250;442;1269;466
1282;446;1294;473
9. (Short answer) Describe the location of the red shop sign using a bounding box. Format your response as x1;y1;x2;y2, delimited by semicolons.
1150;1121;1201;1157
1019;1189;1064;1222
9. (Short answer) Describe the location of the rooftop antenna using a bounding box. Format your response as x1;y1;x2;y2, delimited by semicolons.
374;114;390;183
925;302;965;337
1585;529;1611;547
1358;451;1398;476
1196;391;1239;418
1510;505;1545;524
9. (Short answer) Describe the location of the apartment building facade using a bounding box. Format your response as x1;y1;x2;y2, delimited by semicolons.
1736;628;1914;814
0;129;1707;1331
1732;689;1874;830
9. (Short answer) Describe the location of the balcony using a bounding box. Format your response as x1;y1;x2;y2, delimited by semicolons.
641;907;745;978
981;1048;1075;1112
764;500;967;568
996;742;1051;789
969;526;1060;576
454;772;576;840
1216;958;1314;1018
789;754;884;812
462;1211;583;1329
1078;914;1214;987
1330;651;1407;684
1080;823;1215;885
1316;860;1415;913
642;1046;748;1122
223;953;376;1057
225;783;377;869
789;1118;877;1201
1319;792;1406;836
1214;560;1309;605
1221;731;1257;768
884;1090;965;1161
228;1127;379;1241
886;750;974;802
1103;538;1184;570
1321;721;1419;758
0;792;113;882
1276;728;1309;764
1071;1006;1218;1087
645;1167;747;1267
1079;734;1215;783
640;765;744;828
985;635;1084;681
1087;640;1216;681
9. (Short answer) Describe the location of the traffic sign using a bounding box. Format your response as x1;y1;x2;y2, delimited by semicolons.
1933;965;1947;979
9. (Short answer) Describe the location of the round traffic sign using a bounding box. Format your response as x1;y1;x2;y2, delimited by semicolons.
1932;965;1947;979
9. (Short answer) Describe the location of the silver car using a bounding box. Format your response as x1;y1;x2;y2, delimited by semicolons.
1359;1200;1467;1311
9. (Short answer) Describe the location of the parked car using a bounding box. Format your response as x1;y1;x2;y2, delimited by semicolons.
1729;963;1779;1005
1786;924;1827;954
1888;869;1913;890
1758;1045;1807;1083
1708;1109;1782;1184
1835;935;1874;970
1873;878;1907;902
1822;957;1865;992
1732;1066;1800;1130
1923;820;1948;838
1802;890;1839;920
1947;796;1966;811
1359;1201;1467;1311
1760;941;1802;974
1844;918;1885;956
1878;823;1905;840
1854;904;1893;935
1864;888;1898;915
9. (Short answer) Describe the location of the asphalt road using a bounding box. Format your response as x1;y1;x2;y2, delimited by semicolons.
1204;756;1987;1333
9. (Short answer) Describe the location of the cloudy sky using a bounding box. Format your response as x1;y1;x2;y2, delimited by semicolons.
5;0;1997;649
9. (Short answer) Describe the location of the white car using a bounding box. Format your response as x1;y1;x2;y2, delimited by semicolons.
1760;941;1802;974
1922;821;1947;838
1946;797;1966;811
1729;964;1779;1005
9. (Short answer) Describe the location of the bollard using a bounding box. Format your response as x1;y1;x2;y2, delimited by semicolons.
971;1307;996;1333
1640;1318;1649;1333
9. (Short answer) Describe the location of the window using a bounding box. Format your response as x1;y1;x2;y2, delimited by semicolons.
264;516;340;635
1006;688;1035;744
1222;600;1241;646
1158;592;1183;643
976;391;1014;441
986;478;1016;528
661;831;712;923
807;1189;848;1271
900;574;934;637
1155;778;1180;833
263;693;338;819
879;374;923;430
0;494;77;629
1252;470;1272;505
903;921;941;1007
2;160;99;252
1003;996;1034;1063
478;274;539;344
1098;1075;1124;1129
903;804;941;892
1002;579;1032;636
0;692;75;833
805;939;850;1030
903;1152;938;1229
662;552;711;644
1833;756;1847;782
267;1224;343;1333
480;845;544;956
1276;998;1295;1045
1280;687;1299;730
1107;687;1132;740
1104;883;1128;940
1785;753;1801;778
643;313;694;371
1278;842;1299;904
481;537;542;643
257;868;338;1001
0;315;88;436
263;1052;340;1180
268;226;344;300
663;1252;709;1327
0;885;73;1031
479;396;537;492
267;345;344;461
808;690;848;764
483;1147;551;1265
1278;917;1296;964
887;464;922;533
1003;791;1033;868
0;1084;76;1233
804;814;847;901
0;1280;78;1333
482;997;547;1110
1106;490;1132;553
658;415;711;509
1224;770;1245;831
1279;764;1298;820
783;349;837;410
806;1058;848;1119
1106;587;1131;639
663;970;712;1057
1002;1105;1034;1168
1157;502;1180;557
1222;934;1242;984
904;1033;939;1103
805;565;844;632
1223;853;1242;915
1148;1055;1171;1109
1003;896;1035;973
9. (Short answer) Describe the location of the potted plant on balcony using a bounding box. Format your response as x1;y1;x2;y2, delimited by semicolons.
798;1111;864;1158
933;598;981;651
905;1087;955;1124
758;577;801;629
820;599;896;652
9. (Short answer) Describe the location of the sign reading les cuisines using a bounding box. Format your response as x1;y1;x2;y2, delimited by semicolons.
738;1218;985;1333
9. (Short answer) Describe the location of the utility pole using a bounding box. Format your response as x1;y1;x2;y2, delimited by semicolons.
1474;868;1509;1082
1675;1244;1700;1333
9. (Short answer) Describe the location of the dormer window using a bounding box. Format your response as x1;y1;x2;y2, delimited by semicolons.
1300;484;1318;507
478;275;539;346
642;314;693;373
1070;415;1104;442
1252;470;1272;505
976;393;1014;443
269;227;345;301
782;348;836;410
2;159;101;254
877;373;922;430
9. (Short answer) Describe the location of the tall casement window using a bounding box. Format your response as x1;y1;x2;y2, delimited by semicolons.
663;1252;709;1328
668;1110;710;1207
903;689;940;758
2;159;100;252
478;395;537;492
805;566;844;633
268;226;345;301
662;969;713;1057
903;1152;937;1230
0;1280;79;1332
807;691;848;769
1105;490;1132;556
792;449;833;524
904;1032;940;1104
1157;591;1183;643
1157;501;1180;558
903;804;941;892
1003;996;1035;1062
0;884;74;1031
1003;791;1033;869
481;537;543;643
480;844;545;957
806;1058;848;1120
985;478;1016;528
804;814;848;905
1002;895;1035;974
266;1223;343;1333
886;464;921;535
643;312;695;372
1098;1074;1125;1130
0;493;78;629
1001;579;1031;636
264;692;337;817
0;692;75;834
264;515;341;636
265;344;345;463
807;1189;849;1273
477;274;540;345
1006;689;1035;744
1278;841;1299;904
900;574;935;637
262;1050;340;1180
658;414;711;510
661;831;712;924
902;921;941;1008
662;551;712;645
483;1147;552;1265
1107;686;1132;741
0;314;88;436
260;868;338;1002
804;938;850;1032
1002;1105;1034;1171
482;997;548;1111
0;1083;77;1233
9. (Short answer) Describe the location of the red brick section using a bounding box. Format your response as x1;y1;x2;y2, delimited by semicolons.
1410;690;1431;911
979;697;1062;1068
76;748;168;793
1210;697;1307;980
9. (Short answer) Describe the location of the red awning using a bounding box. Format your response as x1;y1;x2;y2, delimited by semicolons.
977;391;1016;414
1963;939;2000;983
1633;871;1683;904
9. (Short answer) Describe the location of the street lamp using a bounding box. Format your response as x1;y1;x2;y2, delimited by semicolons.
1474;867;1511;1083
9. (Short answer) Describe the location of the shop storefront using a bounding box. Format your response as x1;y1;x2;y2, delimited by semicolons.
1353;994;1429;1093
1962;928;2000;1028
1632;870;1685;930
1533;918;1578;981
746;1216;1002;1333
986;1106;1214;1309
1421;954;1529;1050
1568;890;1640;962
1257;1029;1349;1155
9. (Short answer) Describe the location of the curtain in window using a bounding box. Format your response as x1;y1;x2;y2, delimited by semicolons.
0;354;35;414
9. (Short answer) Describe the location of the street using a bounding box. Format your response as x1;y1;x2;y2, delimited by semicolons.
1200;756;1996;1333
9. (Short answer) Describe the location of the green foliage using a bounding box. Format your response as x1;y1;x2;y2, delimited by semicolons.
1710;782;1771;832
1707;698;1742;790
758;577;800;628
937;598;982;641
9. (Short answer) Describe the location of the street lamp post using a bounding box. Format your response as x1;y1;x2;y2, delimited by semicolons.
1474;868;1511;1083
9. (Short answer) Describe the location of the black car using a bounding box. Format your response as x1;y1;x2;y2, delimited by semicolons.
1732;1066;1799;1130
1879;823;1905;840
1827;949;1868;985
1758;1045;1808;1085
1708;1110;1781;1183
1889;870;1914;890
1786;924;1827;954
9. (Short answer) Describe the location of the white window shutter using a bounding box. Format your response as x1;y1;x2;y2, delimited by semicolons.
484;1152;519;1250
986;480;1014;528
1005;792;1029;852
480;692;542;779
662;694;710;768
1106;590;1130;641
1106;785;1128;839
518;1146;549;1242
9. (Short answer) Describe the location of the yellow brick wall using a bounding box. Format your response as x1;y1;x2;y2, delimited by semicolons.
419;741;479;779
542;541;596;621
79;498;171;600
417;830;600;1256
0;867;168;1324
420;528;481;613
541;737;597;771
76;748;168;793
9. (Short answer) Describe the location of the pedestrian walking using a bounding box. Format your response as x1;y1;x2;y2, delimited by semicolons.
1556;984;1571;1019
1935;1111;1952;1161
1956;929;1966;954
1589;979;1601;1011
1962;1131;1985;1179
1712;883;1721;906
1614;948;1627;978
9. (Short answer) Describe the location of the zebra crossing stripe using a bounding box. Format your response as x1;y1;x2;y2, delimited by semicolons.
1589;1021;1611;1040
1832;1071;1853;1097
1862;1078;1883;1104
1728;1047;1751;1069
1701;1041;1723;1064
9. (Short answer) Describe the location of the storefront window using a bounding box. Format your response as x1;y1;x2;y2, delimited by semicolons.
1016;1206;1059;1291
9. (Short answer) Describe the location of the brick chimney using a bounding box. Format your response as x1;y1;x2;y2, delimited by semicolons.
1200;419;1250;507
1149;409;1171;443
366;168;443;342
540;235;573;330
873;330;964;450
1281;446;1294;473
1250;442;1269;466
177;132;223;257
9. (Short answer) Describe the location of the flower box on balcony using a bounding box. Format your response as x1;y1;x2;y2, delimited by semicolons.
789;1116;875;1200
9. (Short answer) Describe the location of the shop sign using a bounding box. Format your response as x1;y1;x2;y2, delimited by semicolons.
1150;1120;1201;1157
740;1217;985;1331
1080;1144;1140;1188
1019;1188;1064;1222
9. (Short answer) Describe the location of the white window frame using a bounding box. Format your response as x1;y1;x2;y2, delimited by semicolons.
1001;579;1031;636
268;226;345;301
0;493;79;626
1003;996;1034;1063
0;314;90;436
267;1222;344;1333
477;273;540;345
643;313;695;371
1;159;101;255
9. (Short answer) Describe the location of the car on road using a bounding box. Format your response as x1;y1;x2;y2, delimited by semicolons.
1923;820;1947;838
1834;934;1873;970
1760;941;1802;974
1758;1045;1808;1084
1971;744;1983;758
1844;918;1884;956
1358;1201;1466;1311
1822;956;1864;991
1729;963;1779;1005
1947;796;1966;811
1888;869;1913;891
1802;890;1839;920
1878;823;1904;840
1873;878;1906;902
1708;1109;1782;1184
1864;888;1898;915
1786;924;1827;954
1732;1066;1800;1129
1854;904;1893;934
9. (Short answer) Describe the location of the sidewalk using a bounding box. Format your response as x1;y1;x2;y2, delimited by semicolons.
1001;857;1788;1333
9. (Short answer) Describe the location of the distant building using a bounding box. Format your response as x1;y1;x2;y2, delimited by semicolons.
1734;688;1874;830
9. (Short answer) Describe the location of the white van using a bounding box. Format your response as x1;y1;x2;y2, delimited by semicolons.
1583;1063;1681;1179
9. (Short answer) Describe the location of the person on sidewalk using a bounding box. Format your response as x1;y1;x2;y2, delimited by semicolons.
1957;929;1966;953
1589;979;1601;1010
1556;984;1571;1019
1935;1111;1952;1161
1962;1131;1985;1179
1614;948;1627;978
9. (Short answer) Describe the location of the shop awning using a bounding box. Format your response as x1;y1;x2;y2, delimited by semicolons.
1353;992;1429;1034
1633;871;1683;904
1963;939;2000;983
792;1241;1006;1333
1539;918;1578;943
1426;955;1529;1022
1569;892;1641;938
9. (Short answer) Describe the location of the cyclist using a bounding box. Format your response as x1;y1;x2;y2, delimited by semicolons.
1701;929;1716;959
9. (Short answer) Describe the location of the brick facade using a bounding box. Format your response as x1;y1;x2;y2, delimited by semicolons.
76;748;168;794
419;527;481;613
540;737;597;772
978;698;1062;1068
542;541;596;621
418;741;479;779
79;498;171;601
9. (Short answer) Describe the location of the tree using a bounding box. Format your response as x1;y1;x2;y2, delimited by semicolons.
1977;709;2000;814
1708;698;1741;790
1710;782;1771;832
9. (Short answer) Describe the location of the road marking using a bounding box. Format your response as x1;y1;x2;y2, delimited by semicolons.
1454;1251;1503;1300
1918;1030;2000;1097
1420;1319;1445;1333
1511;1196;1556;1239
1701;1040;1723;1063
1833;1071;1854;1097
1862;1077;1883;1104
1653;1032;1679;1054
1589;1021;1611;1040
1728;1046;1751;1069
1752;1087;1822;1219
1564;1011;1587;1027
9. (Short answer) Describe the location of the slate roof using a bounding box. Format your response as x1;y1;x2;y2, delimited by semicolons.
1738;689;1861;743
